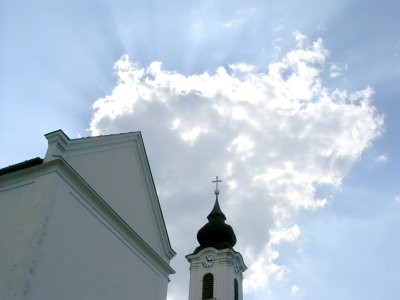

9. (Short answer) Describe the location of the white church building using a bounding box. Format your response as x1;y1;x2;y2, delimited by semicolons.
0;130;246;300
0;130;176;300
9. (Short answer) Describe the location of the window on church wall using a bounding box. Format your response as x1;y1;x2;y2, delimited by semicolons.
234;279;239;300
202;273;214;300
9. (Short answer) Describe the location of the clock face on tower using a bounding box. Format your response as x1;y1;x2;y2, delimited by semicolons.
201;254;215;267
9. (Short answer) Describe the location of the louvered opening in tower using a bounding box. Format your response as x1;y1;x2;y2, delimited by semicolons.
234;279;239;300
202;273;214;299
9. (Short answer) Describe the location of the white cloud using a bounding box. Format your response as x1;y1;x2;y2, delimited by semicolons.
376;154;388;163
180;126;208;145
244;244;287;290
329;62;350;79
89;33;383;299
330;63;341;78
269;225;301;246
228;135;255;160
229;62;255;73
291;284;302;296
221;7;258;29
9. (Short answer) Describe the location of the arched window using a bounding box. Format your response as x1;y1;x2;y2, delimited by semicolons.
202;273;214;299
234;279;239;300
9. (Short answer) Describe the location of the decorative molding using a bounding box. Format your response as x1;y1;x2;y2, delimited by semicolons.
186;247;247;272
0;180;35;193
55;158;176;277
132;134;177;260
42;129;176;261
1;158;175;278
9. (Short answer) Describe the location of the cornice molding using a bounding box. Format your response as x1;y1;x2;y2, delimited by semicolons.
186;246;247;272
42;130;176;260
44;130;176;260
0;158;175;277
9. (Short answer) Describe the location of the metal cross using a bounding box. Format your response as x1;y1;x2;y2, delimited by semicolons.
212;176;222;195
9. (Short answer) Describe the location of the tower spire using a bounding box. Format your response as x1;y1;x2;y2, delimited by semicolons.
186;177;246;300
212;176;222;199
194;176;236;253
209;176;225;220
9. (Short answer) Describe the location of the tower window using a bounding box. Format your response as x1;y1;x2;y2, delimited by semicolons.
202;273;214;299
234;279;239;300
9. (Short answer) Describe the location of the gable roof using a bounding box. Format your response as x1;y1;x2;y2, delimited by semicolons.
2;130;175;263
0;157;175;277
0;157;43;176
44;129;176;261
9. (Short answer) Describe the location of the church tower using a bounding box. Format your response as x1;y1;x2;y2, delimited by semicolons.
186;177;247;300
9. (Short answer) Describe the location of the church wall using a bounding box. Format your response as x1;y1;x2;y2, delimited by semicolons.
0;172;55;299
22;174;169;300
65;143;163;259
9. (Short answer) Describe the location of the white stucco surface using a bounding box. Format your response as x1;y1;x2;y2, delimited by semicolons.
186;247;246;300
0;131;175;300
66;144;162;257
0;174;54;299
43;130;174;262
24;174;167;300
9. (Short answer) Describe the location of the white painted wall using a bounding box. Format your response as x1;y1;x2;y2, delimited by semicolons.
0;160;171;300
25;174;167;300
0;174;54;299
66;144;162;257
43;130;174;262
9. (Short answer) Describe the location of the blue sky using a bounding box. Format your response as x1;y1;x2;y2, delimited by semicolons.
1;1;399;299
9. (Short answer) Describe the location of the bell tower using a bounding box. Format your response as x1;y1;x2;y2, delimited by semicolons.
186;177;247;300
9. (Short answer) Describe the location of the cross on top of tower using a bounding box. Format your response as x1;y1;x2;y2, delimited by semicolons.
212;176;222;196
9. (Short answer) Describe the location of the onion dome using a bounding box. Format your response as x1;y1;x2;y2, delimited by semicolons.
194;177;237;253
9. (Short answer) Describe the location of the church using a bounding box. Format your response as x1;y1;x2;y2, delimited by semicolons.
0;130;246;300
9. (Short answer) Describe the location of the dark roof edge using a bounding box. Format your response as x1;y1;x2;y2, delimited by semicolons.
0;157;43;176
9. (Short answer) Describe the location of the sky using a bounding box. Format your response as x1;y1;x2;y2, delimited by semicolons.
1;0;399;299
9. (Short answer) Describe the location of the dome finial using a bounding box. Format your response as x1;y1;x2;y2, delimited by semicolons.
212;176;222;198
195;176;237;253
